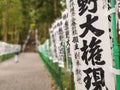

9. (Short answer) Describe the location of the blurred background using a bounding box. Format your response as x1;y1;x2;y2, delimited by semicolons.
0;0;66;45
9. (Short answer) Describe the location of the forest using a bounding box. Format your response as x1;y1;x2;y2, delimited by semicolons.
0;0;66;44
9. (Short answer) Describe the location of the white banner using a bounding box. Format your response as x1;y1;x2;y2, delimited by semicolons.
57;19;64;68
52;22;59;63
49;28;54;60
66;0;115;90
0;42;5;56
62;10;71;70
0;42;21;56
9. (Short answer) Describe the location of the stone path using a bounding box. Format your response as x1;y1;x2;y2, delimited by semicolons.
0;53;53;90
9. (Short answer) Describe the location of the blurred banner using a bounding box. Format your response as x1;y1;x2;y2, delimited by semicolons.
56;19;64;68
46;19;65;68
0;42;21;56
66;0;115;90
62;9;71;71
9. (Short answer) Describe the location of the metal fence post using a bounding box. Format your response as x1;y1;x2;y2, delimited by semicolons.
111;0;120;90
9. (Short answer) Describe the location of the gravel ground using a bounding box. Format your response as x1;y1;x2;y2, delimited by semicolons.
0;53;53;90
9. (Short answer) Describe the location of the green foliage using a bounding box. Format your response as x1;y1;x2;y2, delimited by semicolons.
0;0;66;44
0;53;14;62
30;23;36;29
0;0;5;40
0;0;25;43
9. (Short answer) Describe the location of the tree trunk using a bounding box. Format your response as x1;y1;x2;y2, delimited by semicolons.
15;26;18;43
54;0;58;18
3;0;9;42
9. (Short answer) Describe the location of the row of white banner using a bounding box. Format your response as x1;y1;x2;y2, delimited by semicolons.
39;0;120;90
0;42;21;56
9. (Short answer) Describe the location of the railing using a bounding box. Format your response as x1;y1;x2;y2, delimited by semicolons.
0;41;21;62
38;40;75;90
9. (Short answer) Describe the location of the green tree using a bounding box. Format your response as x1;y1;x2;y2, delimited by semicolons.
0;0;5;40
0;0;24;43
8;0;23;43
29;0;66;43
2;0;10;42
0;0;66;44
19;0;32;44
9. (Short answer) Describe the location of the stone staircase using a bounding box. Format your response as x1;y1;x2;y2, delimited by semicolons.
24;30;36;52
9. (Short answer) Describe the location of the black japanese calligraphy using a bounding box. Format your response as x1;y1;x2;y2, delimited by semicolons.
77;0;97;16
67;39;70;46
71;18;77;35
79;14;104;37
72;36;79;43
70;7;75;16
76;68;82;84
80;37;105;65
66;31;69;38
75;43;79;50
83;67;108;90
75;52;80;59
70;0;75;8
67;47;70;54
76;60;81;66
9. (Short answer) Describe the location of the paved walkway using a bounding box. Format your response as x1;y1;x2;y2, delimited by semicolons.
0;53;53;90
